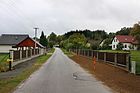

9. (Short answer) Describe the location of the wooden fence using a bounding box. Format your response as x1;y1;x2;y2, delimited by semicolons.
70;49;130;71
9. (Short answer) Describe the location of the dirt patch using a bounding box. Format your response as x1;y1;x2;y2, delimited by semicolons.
70;55;140;93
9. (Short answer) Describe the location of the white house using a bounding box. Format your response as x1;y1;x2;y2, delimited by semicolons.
112;35;138;50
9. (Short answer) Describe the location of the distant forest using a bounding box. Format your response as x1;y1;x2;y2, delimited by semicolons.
39;22;140;50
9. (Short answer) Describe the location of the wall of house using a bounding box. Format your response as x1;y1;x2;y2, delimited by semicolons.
122;43;132;50
133;45;138;50
112;37;119;50
112;37;138;50
0;45;16;53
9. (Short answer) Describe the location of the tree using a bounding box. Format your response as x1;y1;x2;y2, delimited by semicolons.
39;31;48;47
62;33;87;49
130;22;140;49
48;32;57;42
131;23;140;43
116;27;132;35
56;35;63;45
68;33;87;49
101;38;112;50
47;32;57;48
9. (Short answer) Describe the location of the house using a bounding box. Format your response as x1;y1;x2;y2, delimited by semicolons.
0;34;44;53
112;35;138;50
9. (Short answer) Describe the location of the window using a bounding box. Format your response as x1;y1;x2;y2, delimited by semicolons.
124;44;127;48
113;45;115;48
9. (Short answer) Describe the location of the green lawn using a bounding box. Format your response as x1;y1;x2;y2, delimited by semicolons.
130;51;140;74
130;51;140;62
98;50;129;53
0;49;54;93
0;53;9;63
61;48;73;57
0;53;9;72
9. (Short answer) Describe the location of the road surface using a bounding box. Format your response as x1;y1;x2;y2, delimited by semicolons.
13;48;113;93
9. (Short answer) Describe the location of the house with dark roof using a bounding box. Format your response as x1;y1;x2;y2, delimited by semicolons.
0;34;44;53
111;35;139;50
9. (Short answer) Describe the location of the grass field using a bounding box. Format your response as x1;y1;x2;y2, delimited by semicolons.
0;53;9;63
98;50;129;53
61;48;73;57
130;51;140;74
0;53;9;72
130;51;140;62
0;48;55;93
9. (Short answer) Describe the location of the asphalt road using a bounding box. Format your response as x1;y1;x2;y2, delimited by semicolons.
13;48;113;93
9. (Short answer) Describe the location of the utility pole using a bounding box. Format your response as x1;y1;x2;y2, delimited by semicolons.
34;27;39;48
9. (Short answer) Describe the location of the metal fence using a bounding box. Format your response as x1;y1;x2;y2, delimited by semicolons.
70;49;130;70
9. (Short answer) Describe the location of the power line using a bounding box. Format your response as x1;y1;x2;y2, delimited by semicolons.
0;1;30;31
0;0;35;31
9;0;36;26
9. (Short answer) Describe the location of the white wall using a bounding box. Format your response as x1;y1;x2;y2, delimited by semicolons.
133;45;138;50
112;37;138;50
112;37;119;50
122;43;132;50
0;45;16;53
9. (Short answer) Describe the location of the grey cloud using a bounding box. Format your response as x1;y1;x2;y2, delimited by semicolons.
0;0;140;37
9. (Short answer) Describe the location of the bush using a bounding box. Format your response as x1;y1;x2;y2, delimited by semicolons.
117;43;123;50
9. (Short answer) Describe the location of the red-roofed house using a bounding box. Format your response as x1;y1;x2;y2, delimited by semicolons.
112;35;138;50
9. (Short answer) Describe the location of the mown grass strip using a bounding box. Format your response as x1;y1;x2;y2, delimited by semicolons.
61;48;73;57
97;50;129;53
0;48;54;93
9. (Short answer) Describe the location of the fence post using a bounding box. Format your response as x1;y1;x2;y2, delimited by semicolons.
96;52;98;61
9;50;14;61
126;54;130;71
104;52;106;62
9;50;14;69
69;49;70;53
26;49;28;58
30;49;32;57
34;49;36;55
84;49;85;56
91;50;93;57
131;61;136;74
88;49;90;57
114;53;117;66
20;50;22;60
78;49;79;55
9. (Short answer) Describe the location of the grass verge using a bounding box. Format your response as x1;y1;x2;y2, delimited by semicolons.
61;48;73;57
98;50;129;53
0;49;54;93
0;53;9;72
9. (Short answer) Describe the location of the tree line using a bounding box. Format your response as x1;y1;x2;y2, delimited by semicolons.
39;22;140;50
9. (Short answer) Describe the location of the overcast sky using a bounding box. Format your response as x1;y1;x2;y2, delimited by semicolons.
0;0;140;37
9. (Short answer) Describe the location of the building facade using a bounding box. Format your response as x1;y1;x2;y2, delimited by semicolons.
112;35;138;50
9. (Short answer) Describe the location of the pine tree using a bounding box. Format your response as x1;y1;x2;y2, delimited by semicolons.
39;31;48;47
